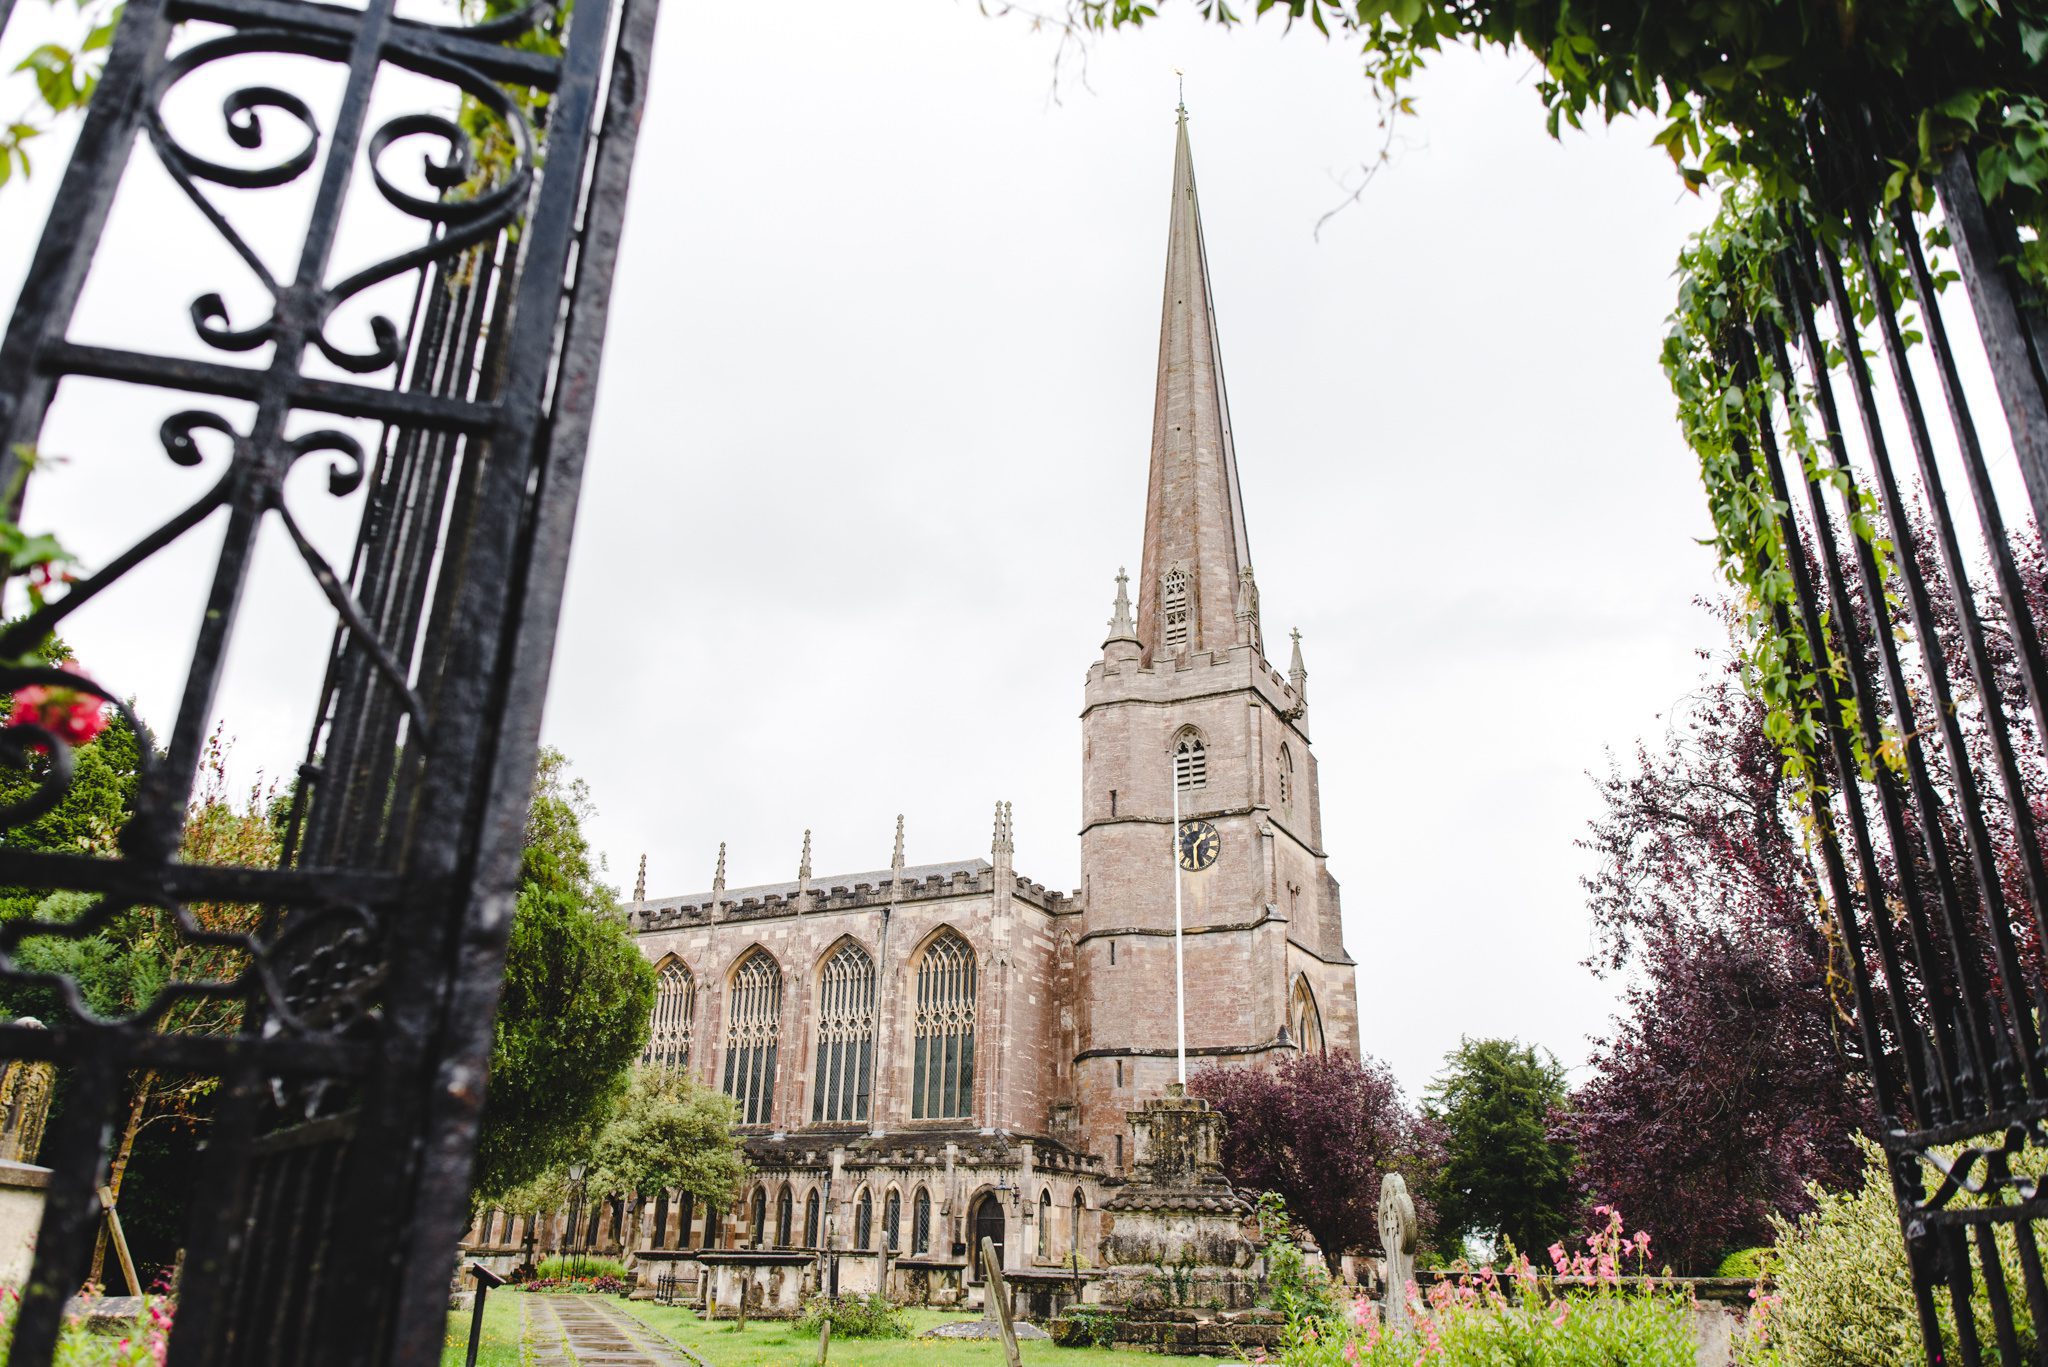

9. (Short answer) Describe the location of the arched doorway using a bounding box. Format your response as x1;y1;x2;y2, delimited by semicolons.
970;1192;1005;1277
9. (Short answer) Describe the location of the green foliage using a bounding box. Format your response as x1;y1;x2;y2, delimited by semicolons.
1074;0;2048;232
1;0;120;188
1423;1036;1575;1260
534;1254;628;1281
0;1291;171;1364
471;747;657;1202
1255;1195;1340;1323
1733;1135;2039;1366
1278;1279;1698;1366
1714;1246;1774;1280
793;1293;911;1339
1054;1305;1121;1348
588;1064;747;1213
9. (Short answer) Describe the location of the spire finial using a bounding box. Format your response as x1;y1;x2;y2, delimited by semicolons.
992;800;1015;860
799;828;812;884
1105;566;1139;646
1289;626;1308;699
633;853;647;905
1175;67;1185;115
712;841;727;897
892;814;905;872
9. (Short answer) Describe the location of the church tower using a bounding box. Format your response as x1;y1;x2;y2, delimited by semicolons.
1074;108;1361;1170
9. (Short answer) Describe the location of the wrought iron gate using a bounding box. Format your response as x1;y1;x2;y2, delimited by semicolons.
1715;106;2048;1363
0;0;658;1353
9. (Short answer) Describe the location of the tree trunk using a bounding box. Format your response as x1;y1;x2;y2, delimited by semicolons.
90;1070;154;1287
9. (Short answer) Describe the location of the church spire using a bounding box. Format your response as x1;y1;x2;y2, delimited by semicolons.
1136;105;1255;665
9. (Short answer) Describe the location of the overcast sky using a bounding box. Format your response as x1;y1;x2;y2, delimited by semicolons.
0;0;1726;1097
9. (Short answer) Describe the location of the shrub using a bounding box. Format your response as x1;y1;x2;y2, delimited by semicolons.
0;1287;174;1366
1054;1305;1120;1348
1714;1247;1774;1280
1732;1136;2038;1367
793;1294;909;1339
1280;1207;1696;1366
535;1255;628;1282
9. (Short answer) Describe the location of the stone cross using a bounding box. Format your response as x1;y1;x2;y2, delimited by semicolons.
1377;1172;1417;1335
0;1019;52;1165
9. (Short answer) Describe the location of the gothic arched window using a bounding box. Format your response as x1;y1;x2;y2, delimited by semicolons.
722;950;782;1125
1277;745;1294;810
645;959;694;1069
676;1193;694;1249
855;1188;873;1250
1174;730;1207;791
776;1185;794;1247
703;1202;720;1248
884;1190;902;1252
804;1190;820;1248
812;941;877;1124
913;1187;931;1255
1163;566;1190;650
1071;1190;1084;1258
750;1186;768;1246
912;931;977;1119
1037;1189;1051;1259
1291;976;1326;1055
652;1191;669;1248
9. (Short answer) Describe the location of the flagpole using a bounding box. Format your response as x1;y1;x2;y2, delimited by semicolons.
1172;755;1187;1086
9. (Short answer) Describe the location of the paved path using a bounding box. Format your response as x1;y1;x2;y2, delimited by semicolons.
525;1295;707;1367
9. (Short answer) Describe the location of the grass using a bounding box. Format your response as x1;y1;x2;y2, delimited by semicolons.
440;1288;526;1367
618;1301;1239;1366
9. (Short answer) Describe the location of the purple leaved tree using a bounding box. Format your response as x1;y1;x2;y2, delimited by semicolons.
1191;1051;1442;1272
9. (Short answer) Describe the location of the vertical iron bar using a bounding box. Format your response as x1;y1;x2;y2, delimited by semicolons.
1757;293;1943;1114
1813;204;2031;1103
1937;149;2048;540
1781;226;1984;1110
1725;318;1903;1124
1840;179;2048;1097
1971;1226;2024;1366
1894;200;2048;764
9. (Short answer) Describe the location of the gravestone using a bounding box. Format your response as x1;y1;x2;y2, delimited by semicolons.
1377;1172;1417;1335
0;1019;52;1286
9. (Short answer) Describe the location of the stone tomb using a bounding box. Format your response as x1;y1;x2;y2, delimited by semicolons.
1094;1084;1258;1309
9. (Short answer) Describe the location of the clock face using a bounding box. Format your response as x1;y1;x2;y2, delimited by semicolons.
1177;819;1221;872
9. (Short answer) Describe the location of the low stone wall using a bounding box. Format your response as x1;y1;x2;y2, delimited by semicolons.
1051;1306;1286;1357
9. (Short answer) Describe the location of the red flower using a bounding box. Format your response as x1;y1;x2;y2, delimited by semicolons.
8;681;108;748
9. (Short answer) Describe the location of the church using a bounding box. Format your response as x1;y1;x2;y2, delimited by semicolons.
477;108;1362;1291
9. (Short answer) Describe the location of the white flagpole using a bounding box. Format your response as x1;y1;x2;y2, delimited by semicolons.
1172;755;1187;1086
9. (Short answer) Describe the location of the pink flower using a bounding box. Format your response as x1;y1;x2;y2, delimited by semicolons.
1350;1296;1377;1328
1342;1342;1361;1365
1547;1242;1567;1272
1552;1300;1571;1328
7;680;107;748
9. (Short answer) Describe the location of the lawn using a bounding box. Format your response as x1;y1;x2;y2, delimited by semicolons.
440;1288;526;1367
620;1302;1241;1366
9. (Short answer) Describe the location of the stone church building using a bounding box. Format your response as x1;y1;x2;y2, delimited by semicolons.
472;109;1362;1292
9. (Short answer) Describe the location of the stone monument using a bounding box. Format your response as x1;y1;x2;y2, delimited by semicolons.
1377;1172;1417;1334
0;1018;54;1286
1096;1084;1258;1308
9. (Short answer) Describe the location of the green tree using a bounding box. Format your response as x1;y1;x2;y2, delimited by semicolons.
589;1065;747;1254
470;747;656;1202
1423;1037;1575;1262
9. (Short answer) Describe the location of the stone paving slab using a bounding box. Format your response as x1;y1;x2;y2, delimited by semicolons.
524;1294;703;1367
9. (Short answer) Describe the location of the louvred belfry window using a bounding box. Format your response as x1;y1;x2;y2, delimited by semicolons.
722;950;783;1125
812;941;877;1124
1174;732;1207;791
1163;567;1190;649
646;960;694;1069
912;931;978;1119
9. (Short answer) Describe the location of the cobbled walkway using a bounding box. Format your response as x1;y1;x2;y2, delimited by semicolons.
525;1295;708;1367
